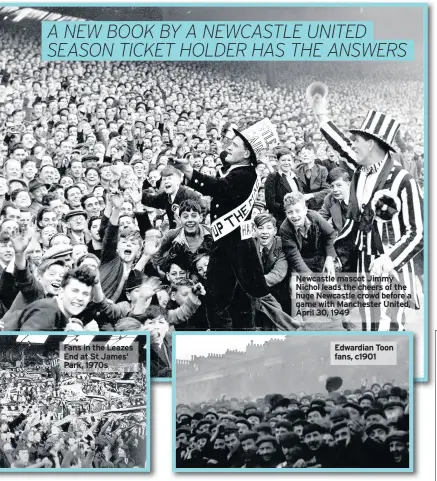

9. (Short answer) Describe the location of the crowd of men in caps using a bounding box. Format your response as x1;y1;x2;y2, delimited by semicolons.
175;377;410;469
0;22;425;377
0;350;146;468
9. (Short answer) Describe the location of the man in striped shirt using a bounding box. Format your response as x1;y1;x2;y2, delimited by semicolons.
310;98;423;332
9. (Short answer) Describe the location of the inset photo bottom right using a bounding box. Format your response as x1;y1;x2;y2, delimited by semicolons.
173;331;412;473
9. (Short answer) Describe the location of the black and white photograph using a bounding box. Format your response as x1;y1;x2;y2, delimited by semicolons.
174;332;412;471
0;332;149;471
0;4;426;381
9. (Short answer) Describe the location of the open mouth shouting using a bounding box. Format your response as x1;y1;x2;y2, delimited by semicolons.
259;233;272;245
50;281;62;293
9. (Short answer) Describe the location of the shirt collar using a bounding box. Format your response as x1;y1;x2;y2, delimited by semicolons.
293;216;311;238
281;170;296;179
360;153;388;175
219;164;252;177
259;240;274;252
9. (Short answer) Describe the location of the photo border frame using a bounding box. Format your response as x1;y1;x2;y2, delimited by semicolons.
0;2;427;383
172;330;414;473
0;330;151;473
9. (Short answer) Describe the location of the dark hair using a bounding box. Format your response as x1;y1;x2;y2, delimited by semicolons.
80;193;98;209
353;132;389;153
65;185;82;199
85;167;100;177
21;155;37;167
36;207;56;227
19;207;32;216
61;265;97;288
0;231;11;244
42;192;61;206
139;305;168;323
179;199;202;216
297;142;316;154
1;203;19;217
88;215;101;231
327;167;350;184
276;148;294;161
10;188;28;202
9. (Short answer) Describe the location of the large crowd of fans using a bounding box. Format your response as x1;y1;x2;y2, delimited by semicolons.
0;348;146;468
175;381;410;469
0;21;425;379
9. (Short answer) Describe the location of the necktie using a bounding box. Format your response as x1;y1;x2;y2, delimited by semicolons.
261;247;269;271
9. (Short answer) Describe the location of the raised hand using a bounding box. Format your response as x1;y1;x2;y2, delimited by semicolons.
142;241;159;257
171;157;192;176
138;277;162;300
126;187;142;206
10;228;33;254
110;192;124;210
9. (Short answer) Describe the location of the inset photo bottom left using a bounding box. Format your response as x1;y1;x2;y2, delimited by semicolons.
0;331;150;472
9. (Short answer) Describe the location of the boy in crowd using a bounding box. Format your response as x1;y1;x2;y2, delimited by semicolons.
280;192;336;276
141;166;201;230
138;305;172;378
318;167;351;234
15;265;99;330
168;278;207;329
294;143;330;211
154;199;212;265
253;213;290;314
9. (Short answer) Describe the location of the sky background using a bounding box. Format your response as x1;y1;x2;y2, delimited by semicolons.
176;335;285;360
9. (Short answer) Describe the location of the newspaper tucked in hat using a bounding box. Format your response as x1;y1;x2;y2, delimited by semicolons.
233;118;279;159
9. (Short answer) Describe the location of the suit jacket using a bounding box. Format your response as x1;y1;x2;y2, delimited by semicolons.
255;236;288;288
151;333;172;379
141;185;201;230
318;192;347;233
279;210;337;274
255;236;290;313
264;171;302;223
295;163;330;210
187;165;269;298
187;166;256;236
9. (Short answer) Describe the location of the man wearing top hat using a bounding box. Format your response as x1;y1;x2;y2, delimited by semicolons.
309;91;423;332
173;119;299;331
